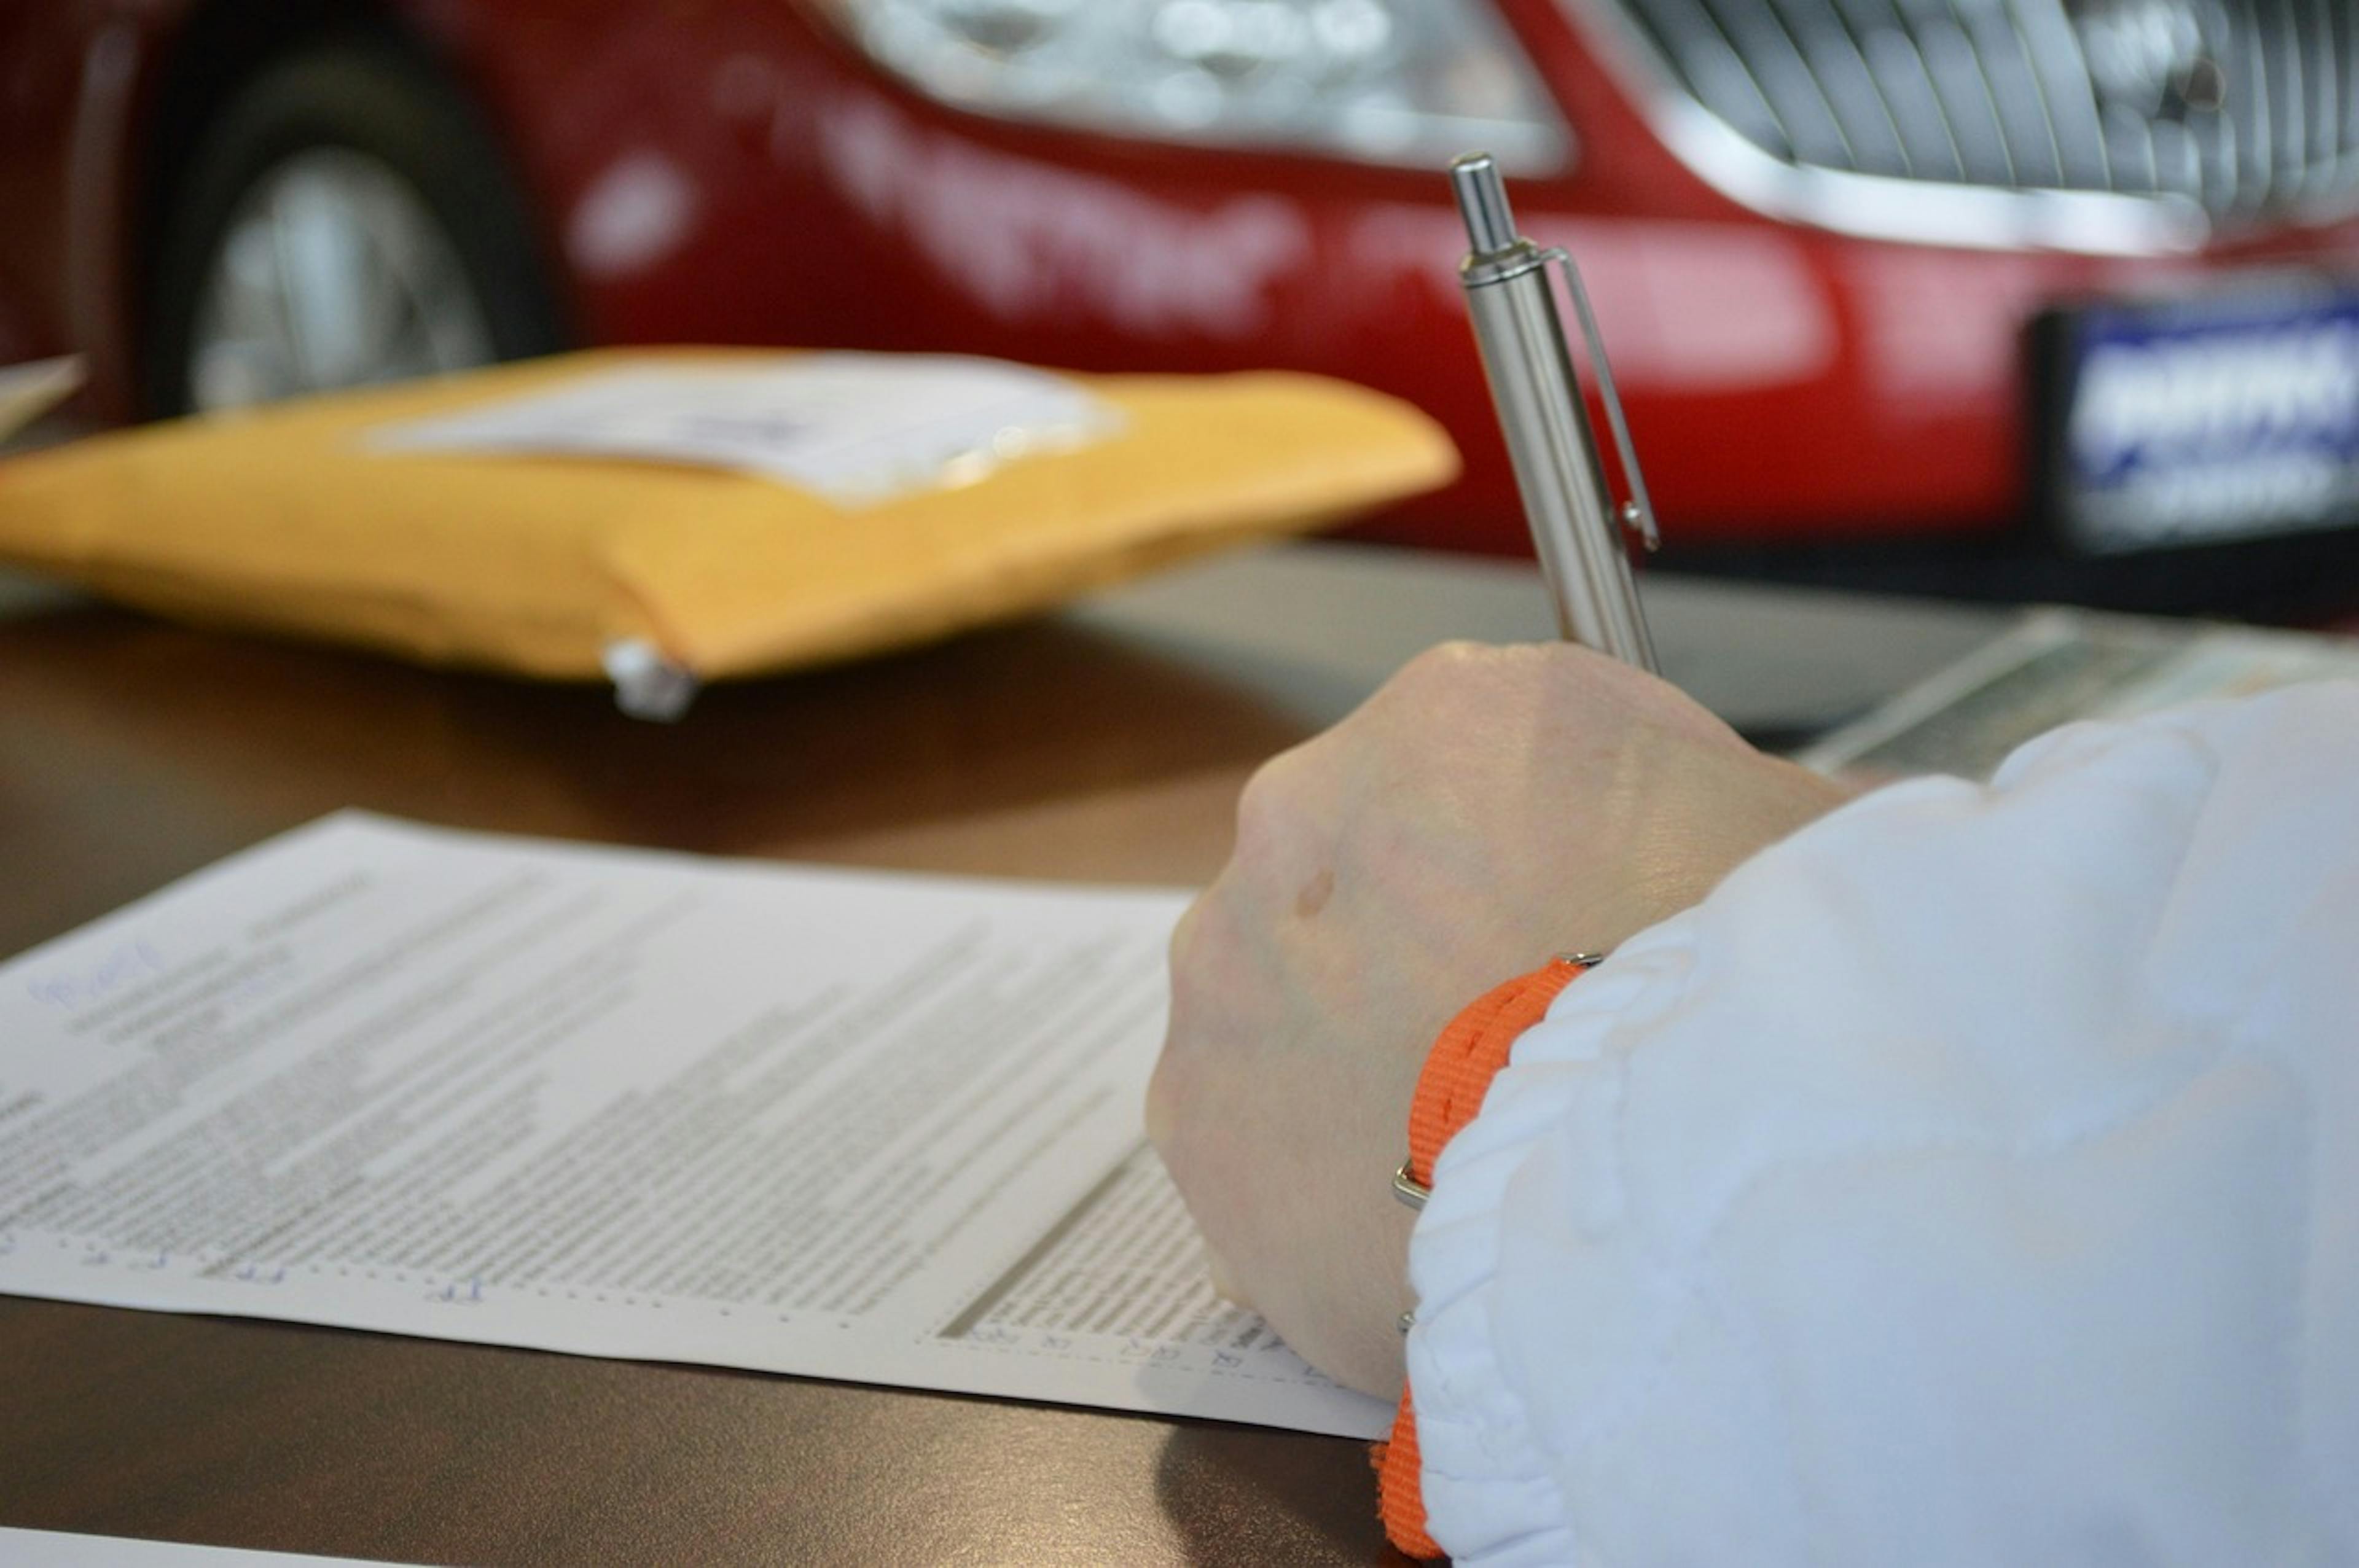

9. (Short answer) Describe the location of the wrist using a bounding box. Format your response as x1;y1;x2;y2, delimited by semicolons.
1377;953;1597;1560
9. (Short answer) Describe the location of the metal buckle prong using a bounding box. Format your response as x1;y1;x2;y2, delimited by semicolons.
1390;954;1603;1215
1391;1159;1430;1211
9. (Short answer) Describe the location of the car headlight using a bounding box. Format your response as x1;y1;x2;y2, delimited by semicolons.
810;0;1568;173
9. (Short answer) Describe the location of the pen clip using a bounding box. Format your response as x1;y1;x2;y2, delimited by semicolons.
1539;248;1659;552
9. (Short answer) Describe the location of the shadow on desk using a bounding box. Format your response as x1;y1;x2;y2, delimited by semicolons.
0;1294;1410;1566
0;603;1312;961
1157;1422;1419;1566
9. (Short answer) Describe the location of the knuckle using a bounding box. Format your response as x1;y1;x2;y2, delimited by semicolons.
1166;894;1204;972
1143;1054;1178;1151
1160;885;1229;1050
1397;639;1479;687
1424;638;1499;674
1232;750;1304;854
1386;639;1499;709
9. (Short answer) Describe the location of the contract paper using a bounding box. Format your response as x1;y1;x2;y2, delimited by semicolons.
0;1528;418;1567
0;814;1388;1440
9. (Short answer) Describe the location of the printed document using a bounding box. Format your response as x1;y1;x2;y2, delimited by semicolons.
0;1527;417;1567
0;814;1387;1439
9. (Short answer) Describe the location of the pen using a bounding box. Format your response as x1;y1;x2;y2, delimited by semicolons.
1450;153;1659;673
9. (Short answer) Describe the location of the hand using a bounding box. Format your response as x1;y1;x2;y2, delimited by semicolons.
1147;642;1850;1398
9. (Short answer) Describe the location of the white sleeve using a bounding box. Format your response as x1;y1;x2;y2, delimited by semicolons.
1407;682;2359;1567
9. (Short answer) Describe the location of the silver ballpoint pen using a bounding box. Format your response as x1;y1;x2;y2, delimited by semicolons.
1450;152;1660;672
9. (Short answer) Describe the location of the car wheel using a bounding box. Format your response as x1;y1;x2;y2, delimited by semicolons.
146;38;565;417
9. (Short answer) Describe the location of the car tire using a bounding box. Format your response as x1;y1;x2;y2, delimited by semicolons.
145;36;566;418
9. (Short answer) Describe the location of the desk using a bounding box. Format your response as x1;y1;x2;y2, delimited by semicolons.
0;544;2003;1566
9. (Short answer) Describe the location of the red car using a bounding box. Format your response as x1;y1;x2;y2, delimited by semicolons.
4;0;2357;603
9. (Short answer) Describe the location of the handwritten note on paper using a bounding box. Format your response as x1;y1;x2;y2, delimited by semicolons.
0;814;1388;1440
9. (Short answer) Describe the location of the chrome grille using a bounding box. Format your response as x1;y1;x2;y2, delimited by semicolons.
1600;0;2359;224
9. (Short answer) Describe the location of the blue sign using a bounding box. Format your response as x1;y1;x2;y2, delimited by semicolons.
2058;286;2359;553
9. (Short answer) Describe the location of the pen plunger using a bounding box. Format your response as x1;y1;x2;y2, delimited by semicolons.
1451;154;1658;672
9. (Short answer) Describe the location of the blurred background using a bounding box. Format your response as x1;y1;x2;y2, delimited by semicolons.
7;0;2359;620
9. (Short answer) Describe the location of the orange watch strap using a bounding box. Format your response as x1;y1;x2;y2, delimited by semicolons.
1377;955;1591;1560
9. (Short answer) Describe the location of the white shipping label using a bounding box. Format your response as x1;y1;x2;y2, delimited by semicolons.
370;354;1124;504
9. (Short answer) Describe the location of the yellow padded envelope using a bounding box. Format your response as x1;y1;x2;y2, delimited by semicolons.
0;348;1456;694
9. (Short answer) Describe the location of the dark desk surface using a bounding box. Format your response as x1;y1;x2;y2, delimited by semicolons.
0;545;2004;1566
